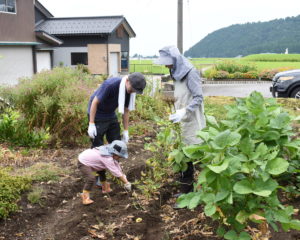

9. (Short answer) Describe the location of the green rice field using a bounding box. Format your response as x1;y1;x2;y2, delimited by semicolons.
130;54;300;74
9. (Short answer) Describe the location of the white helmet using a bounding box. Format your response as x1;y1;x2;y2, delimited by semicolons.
108;140;128;158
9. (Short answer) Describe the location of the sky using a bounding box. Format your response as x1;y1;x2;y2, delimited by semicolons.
38;0;300;56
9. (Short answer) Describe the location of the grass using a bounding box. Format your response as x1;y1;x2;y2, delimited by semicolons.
27;186;43;205
242;54;300;62
130;55;300;74
15;162;68;182
204;96;300;121
204;96;235;121
130;58;227;74
238;60;300;71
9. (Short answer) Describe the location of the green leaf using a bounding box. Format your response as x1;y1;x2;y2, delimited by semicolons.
208;127;220;136
227;157;242;176
224;230;238;240
216;226;226;237
212;130;241;149
252;178;278;197
240;137;255;156
290;220;300;230
202;193;215;204
208;158;231;173
175;152;184;164
183;145;205;159
263;131;280;141
221;120;236;128
266;158;289;175
204;203;216;216
236;210;250;224
259;171;270;182
239;232;251;240
269;112;290;129
188;195;201;209
227;192;233;204
215;189;230;202
172;163;181;173
206;115;219;128
206;170;217;184
234;178;277;197
273;209;291;223
176;192;195;208
197;168;209;184
267;149;279;161
197;131;210;142
233;180;252;195
255;143;268;157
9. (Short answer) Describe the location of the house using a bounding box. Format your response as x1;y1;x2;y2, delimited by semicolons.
0;0;136;85
35;16;135;76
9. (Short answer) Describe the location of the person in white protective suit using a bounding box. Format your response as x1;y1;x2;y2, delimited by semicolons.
155;45;206;195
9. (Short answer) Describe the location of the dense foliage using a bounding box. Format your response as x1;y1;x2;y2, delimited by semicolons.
185;15;300;57
175;92;300;238
0;67;102;146
204;61;259;79
0;169;31;219
0;109;49;147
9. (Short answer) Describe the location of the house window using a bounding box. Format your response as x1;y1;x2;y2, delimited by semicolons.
121;52;128;70
71;52;88;65
0;0;16;13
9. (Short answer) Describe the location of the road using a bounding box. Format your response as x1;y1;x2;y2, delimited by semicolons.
202;83;273;98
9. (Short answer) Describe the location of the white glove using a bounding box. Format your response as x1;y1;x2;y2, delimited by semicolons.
169;108;186;123
122;130;129;143
88;123;97;139
124;182;132;191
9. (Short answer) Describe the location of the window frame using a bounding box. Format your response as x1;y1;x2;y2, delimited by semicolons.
121;51;129;70
0;0;17;14
71;52;88;66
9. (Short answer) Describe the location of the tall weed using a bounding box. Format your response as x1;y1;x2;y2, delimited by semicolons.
1;67;102;146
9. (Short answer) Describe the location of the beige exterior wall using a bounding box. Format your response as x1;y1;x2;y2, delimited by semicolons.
87;43;121;75
87;44;107;74
108;44;121;73
0;0;36;42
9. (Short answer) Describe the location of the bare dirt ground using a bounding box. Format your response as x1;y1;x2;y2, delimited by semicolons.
0;134;300;240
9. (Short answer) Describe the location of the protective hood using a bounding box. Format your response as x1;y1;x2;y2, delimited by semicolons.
95;145;112;157
157;46;193;81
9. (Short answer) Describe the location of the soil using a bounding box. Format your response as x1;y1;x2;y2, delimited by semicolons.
0;135;300;240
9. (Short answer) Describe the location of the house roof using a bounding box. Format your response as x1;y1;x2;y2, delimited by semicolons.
35;0;54;18
35;31;63;45
35;16;136;38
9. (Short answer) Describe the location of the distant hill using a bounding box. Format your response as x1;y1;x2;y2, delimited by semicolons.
184;15;300;58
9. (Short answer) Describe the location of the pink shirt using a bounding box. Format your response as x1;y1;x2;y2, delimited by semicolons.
78;149;124;177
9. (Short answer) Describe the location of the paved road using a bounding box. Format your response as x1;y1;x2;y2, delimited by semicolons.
202;83;273;98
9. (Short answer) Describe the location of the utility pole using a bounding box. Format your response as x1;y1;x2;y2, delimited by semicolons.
177;0;183;54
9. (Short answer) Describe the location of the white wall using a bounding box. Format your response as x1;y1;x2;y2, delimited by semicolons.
0;46;34;85
53;47;88;67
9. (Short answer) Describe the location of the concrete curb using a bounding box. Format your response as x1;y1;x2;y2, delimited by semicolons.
202;80;271;84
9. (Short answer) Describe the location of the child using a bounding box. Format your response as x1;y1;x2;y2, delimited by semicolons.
78;140;132;205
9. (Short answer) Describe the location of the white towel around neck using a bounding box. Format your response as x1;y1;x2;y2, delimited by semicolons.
118;76;136;114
